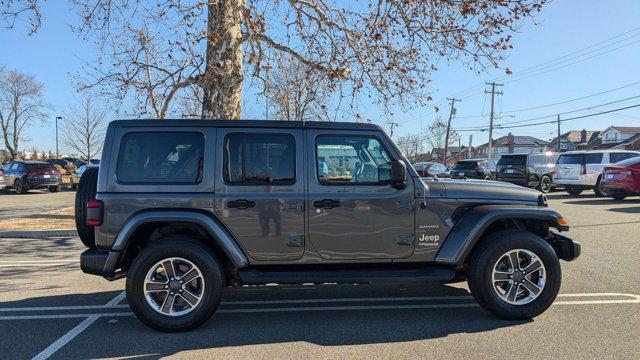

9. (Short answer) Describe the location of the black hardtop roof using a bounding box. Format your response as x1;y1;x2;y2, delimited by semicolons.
110;119;383;131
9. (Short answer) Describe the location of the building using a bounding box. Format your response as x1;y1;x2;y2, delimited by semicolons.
600;126;640;144
477;133;549;158
582;126;640;150
547;129;599;152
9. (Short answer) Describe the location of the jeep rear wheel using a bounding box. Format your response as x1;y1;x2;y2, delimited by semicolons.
74;167;99;248
126;238;224;332
467;230;561;320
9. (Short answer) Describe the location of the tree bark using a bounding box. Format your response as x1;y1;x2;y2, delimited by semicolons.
202;0;244;120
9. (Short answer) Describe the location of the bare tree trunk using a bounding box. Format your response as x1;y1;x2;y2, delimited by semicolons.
202;0;244;120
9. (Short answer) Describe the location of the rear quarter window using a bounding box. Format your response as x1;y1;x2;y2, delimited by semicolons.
116;132;204;183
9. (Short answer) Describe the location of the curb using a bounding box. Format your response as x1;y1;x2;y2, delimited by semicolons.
0;230;78;238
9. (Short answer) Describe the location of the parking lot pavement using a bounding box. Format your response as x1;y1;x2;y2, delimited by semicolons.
0;194;639;359
0;191;75;221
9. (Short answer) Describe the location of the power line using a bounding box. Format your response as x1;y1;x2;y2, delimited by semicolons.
447;26;640;99
455;103;640;132
456;80;640;119
455;94;640;130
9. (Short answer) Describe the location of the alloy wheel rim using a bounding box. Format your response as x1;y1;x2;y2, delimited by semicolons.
541;177;551;192
491;249;546;305
143;257;205;317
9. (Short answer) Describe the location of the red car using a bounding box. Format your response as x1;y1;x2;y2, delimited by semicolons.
601;156;640;200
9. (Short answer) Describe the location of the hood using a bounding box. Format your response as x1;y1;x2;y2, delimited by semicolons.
428;178;543;204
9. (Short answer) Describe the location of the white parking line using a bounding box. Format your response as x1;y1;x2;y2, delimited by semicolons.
2;293;638;321
31;291;126;360
1;293;638;314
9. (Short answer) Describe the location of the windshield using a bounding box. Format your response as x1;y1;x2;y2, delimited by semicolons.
498;156;526;166
453;161;478;170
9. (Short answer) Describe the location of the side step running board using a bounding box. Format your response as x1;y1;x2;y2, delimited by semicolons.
238;267;456;285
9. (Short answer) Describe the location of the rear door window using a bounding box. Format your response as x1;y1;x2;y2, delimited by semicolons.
558;154;584;165
224;133;295;185
584;153;603;164
116;132;204;183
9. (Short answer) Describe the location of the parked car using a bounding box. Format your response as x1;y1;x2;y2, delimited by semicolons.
49;158;74;169
76;164;98;176
450;158;496;180
496;152;559;193
0;169;5;191
89;158;101;166
554;150;640;196
78;119;580;332
1;161;61;194
412;161;449;178
601;156;640;200
62;157;86;167
49;159;79;190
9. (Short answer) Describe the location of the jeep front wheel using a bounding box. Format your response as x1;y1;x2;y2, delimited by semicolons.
467;230;561;320
126;238;224;332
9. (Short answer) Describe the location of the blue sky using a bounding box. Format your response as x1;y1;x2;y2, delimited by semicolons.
1;0;639;153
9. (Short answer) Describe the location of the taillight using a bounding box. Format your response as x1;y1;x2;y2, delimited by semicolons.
28;170;46;176
86;200;103;227
52;170;61;175
580;164;587;175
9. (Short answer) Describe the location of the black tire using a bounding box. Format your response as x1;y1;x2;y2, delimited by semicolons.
565;186;583;196
74;167;99;248
126;238;224;332
14;179;28;194
49;185;60;193
537;175;552;194
611;193;627;201
467;230;561;320
593;177;605;196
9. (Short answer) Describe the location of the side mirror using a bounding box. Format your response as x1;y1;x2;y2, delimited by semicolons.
390;160;407;189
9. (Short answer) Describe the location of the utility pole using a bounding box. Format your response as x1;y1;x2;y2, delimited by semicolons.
443;97;460;165
557;114;561;152
468;134;473;159
388;121;399;138
55;116;62;159
485;82;503;159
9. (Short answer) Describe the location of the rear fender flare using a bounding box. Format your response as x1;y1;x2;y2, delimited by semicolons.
435;205;564;266
112;211;249;268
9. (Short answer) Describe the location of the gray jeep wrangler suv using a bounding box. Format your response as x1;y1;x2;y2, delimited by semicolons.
77;120;580;332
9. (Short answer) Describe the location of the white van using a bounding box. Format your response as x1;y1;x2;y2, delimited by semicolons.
554;150;640;195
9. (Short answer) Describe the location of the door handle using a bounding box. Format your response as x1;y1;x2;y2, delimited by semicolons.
313;199;340;209
227;199;256;209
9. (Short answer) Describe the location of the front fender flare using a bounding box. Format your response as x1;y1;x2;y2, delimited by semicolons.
112;211;249;269
435;205;564;266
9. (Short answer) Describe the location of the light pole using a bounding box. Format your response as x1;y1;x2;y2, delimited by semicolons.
55;116;62;159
